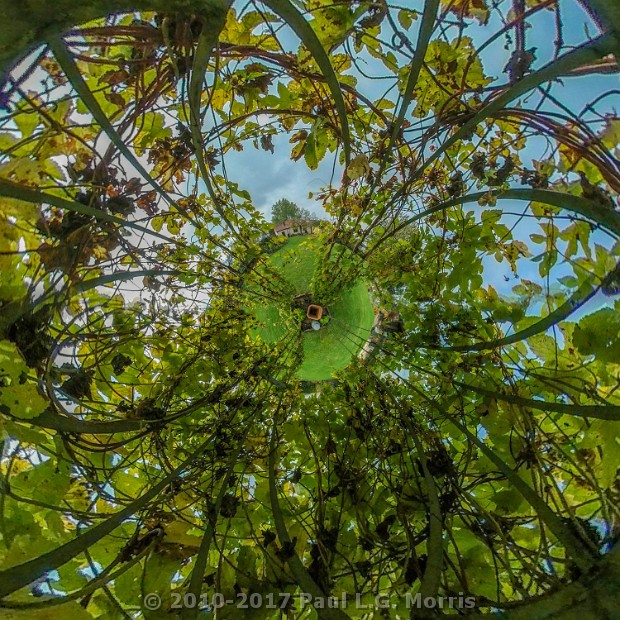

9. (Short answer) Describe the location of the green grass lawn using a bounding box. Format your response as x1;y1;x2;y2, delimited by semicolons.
251;235;375;381
299;280;375;381
270;235;319;295
251;236;319;343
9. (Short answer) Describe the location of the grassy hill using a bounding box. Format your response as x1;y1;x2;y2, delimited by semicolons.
251;236;375;381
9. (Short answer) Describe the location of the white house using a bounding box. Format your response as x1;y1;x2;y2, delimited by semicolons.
273;219;316;237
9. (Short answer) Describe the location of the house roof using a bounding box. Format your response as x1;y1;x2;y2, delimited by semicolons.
273;219;314;232
274;221;292;232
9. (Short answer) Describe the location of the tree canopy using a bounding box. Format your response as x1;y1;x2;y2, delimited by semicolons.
0;1;619;619
271;199;313;226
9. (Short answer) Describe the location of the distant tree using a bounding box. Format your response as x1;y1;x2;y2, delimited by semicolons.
271;198;312;225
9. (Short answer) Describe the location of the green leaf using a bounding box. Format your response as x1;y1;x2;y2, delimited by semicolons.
262;0;351;164
573;305;620;363
0;340;47;418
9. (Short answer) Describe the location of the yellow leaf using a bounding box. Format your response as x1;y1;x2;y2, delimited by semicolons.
345;154;370;181
442;0;489;24
164;520;203;549
92;245;109;260
0;383;48;419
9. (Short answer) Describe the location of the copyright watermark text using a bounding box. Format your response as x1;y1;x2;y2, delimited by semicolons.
142;591;476;612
